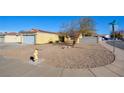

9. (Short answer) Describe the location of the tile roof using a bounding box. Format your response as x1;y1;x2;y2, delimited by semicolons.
5;32;18;35
0;32;20;36
20;29;58;34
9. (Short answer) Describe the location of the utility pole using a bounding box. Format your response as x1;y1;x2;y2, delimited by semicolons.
109;20;116;54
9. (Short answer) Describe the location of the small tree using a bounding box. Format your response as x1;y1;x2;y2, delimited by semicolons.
58;32;67;42
66;20;81;47
59;20;80;47
79;17;96;36
111;32;123;39
59;17;96;47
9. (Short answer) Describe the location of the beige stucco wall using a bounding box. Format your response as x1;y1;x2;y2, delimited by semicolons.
64;37;71;43
64;34;82;44
76;34;82;43
36;32;59;44
4;35;22;43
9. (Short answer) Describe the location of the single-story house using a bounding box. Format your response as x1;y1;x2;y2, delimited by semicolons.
4;32;22;43
20;29;59;44
0;32;22;43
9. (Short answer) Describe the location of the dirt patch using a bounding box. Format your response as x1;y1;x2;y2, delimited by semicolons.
0;44;115;69
40;44;115;69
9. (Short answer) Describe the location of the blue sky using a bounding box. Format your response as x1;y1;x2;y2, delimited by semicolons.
0;16;124;34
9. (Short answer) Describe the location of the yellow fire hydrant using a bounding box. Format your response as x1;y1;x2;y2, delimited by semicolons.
34;48;39;62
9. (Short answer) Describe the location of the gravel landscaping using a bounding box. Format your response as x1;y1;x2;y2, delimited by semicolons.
0;43;115;69
40;44;115;69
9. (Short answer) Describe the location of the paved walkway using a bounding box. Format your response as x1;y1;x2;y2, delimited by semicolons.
0;42;124;77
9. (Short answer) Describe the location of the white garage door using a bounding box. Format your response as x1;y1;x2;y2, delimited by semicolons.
23;35;35;44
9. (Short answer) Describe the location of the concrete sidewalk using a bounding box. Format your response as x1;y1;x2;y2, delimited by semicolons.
61;41;124;77
0;42;124;77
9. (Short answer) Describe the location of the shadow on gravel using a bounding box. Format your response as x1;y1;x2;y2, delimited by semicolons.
106;41;124;50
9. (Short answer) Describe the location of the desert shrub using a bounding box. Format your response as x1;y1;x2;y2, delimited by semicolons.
49;41;53;44
55;40;59;43
59;36;65;42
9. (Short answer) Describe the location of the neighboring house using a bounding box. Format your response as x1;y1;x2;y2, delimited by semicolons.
0;33;5;43
118;30;124;38
20;29;59;44
116;30;124;40
4;32;22;43
0;32;21;43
